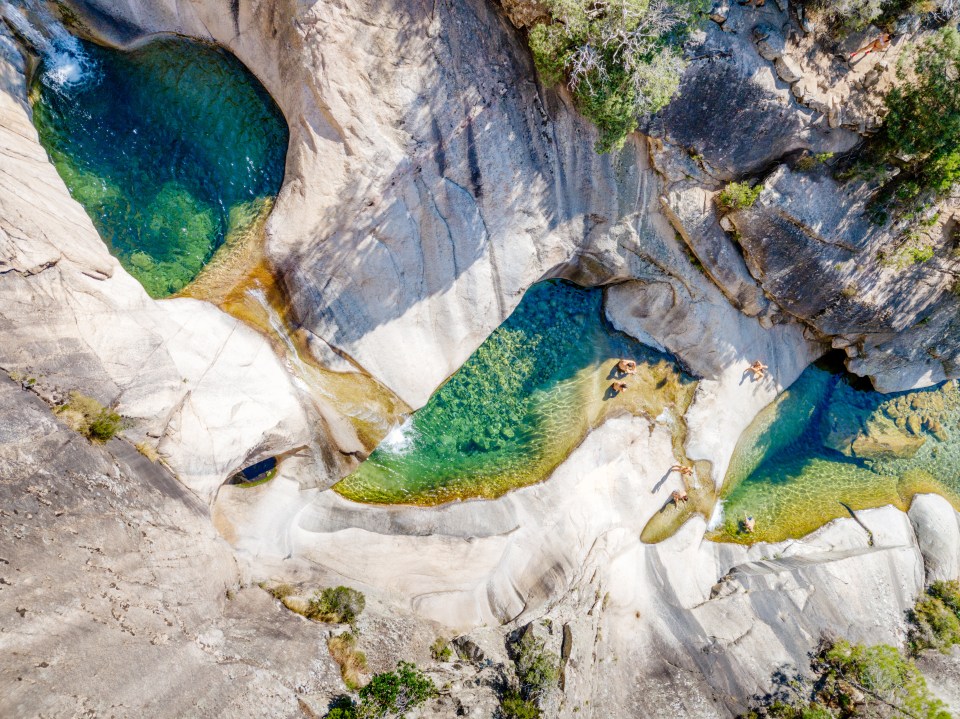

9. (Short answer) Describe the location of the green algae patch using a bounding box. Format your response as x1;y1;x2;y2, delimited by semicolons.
31;35;288;297
711;364;960;544
334;280;695;506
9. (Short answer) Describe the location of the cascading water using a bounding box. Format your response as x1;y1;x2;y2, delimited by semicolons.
28;25;289;298
1;0;94;89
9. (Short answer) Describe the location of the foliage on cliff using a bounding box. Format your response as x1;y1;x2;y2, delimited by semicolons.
527;0;707;152
908;579;960;654
742;639;951;718
868;27;960;210
56;391;123;443
325;662;436;718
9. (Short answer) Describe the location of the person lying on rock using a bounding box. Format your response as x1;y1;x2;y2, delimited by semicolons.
670;464;694;477
849;33;891;62
611;380;628;394
747;360;768;380
671;489;689;505
617;359;637;375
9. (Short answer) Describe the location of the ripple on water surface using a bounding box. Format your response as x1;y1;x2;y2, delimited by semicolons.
31;35;288;297
334;280;697;506
712;362;960;544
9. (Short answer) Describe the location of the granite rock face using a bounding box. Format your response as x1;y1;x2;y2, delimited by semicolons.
3;0;960;717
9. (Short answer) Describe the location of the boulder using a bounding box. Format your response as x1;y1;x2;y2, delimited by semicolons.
753;24;785;61
909;494;960;583
775;55;803;84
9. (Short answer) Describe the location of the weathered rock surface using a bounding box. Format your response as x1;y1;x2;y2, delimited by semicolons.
0;376;338;717
0;23;348;501
648;7;856;180
3;1;960;717
909;494;960;584
729;166;960;391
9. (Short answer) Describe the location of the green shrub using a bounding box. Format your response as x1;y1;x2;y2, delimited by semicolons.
305;586;366;626
513;633;559;702
429;637;452;662
500;690;541;719
909;579;960;654
528;0;708;153
356;661;436;718
866;28;960;210
56;391;123;443
716;182;763;213
741;639;951;718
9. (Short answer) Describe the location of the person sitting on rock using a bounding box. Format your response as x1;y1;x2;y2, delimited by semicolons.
849;33;891;62
748;360;768;380
670;464;694;477
671;489;689;505
617;359;638;375
611;381;628;394
742;515;756;533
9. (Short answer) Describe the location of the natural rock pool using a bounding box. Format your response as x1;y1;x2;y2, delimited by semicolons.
31;34;287;297
712;359;960;543
334;280;696;505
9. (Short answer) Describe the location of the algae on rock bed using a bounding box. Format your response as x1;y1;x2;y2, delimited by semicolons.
31;35;288;297
334;280;696;506
711;363;960;544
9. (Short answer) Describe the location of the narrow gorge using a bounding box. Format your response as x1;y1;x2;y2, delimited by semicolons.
2;0;960;717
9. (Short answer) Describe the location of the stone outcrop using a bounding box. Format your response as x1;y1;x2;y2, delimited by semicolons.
728;166;960;391
0;20;355;502
2;0;960;717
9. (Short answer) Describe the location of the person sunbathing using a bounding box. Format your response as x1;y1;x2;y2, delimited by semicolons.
611;381;628;394
671;489;689;505
850;33;891;62
670;464;694;477
748;360;768;380
617;359;638;375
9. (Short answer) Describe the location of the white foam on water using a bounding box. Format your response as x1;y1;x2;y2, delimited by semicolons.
706;499;725;531
3;1;96;91
378;417;417;455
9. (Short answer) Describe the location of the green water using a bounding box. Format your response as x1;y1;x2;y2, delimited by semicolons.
334;280;695;505
31;35;288;297
712;363;960;543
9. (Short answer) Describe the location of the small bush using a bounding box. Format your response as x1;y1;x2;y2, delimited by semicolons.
328;632;369;690
909;579;960;654
741;638;951;718
430;637;452;662
528;0;709;153
134;441;159;462
56;391;123;443
513;632;560;703
716;182;763;213
500;691;542;719
356;661;436;718
796;152;834;172
864;28;960;211
305;586;366;626
261;582;295;601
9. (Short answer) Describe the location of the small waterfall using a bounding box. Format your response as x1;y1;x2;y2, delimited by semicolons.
2;0;95;90
246;287;305;372
378;417;417;455
706;499;725;531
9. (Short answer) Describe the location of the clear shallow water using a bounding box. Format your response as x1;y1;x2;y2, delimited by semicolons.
31;35;288;297
334;280;696;506
712;363;960;544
